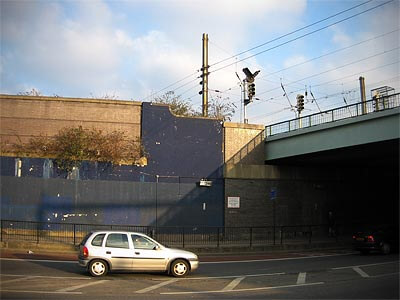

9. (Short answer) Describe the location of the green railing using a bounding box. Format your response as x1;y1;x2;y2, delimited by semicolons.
266;93;400;137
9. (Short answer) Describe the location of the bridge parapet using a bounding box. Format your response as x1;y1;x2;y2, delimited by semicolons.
266;93;400;137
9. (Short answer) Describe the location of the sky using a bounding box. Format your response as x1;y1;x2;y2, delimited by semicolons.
1;0;399;124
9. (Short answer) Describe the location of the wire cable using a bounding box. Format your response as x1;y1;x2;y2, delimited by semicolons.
209;0;374;68
210;0;394;74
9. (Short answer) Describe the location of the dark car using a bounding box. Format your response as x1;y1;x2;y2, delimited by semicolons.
353;225;399;255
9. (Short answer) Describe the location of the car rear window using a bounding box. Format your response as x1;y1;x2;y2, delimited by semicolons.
105;233;129;249
91;233;105;247
80;232;92;246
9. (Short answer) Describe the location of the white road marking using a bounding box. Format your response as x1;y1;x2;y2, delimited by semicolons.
0;289;81;295
0;258;76;264
135;279;179;293
352;267;369;278
370;272;399;278
0;252;354;265
160;282;325;295
182;272;285;280
0;274;91;280
332;261;399;270
1;276;35;284
222;276;246;291
296;272;307;284
56;280;108;292
201;253;354;264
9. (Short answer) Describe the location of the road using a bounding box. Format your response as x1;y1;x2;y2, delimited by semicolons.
1;251;398;299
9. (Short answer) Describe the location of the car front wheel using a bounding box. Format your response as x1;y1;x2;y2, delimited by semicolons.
170;259;189;277
89;259;108;277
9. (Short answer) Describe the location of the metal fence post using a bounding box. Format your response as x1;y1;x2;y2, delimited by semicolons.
309;225;312;244
73;224;76;245
249;227;253;248
217;227;220;248
280;226;284;245
0;220;2;242
36;222;40;244
182;227;185;248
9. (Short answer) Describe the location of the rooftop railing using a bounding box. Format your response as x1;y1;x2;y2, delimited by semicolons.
266;93;400;137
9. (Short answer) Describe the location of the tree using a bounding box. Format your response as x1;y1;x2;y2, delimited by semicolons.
208;95;236;121
9;126;145;172
152;91;197;117
152;91;236;120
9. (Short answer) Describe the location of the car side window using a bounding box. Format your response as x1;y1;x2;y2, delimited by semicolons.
105;233;129;249
91;233;105;247
131;234;157;250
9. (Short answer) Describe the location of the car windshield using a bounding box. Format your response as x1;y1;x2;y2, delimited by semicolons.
131;234;159;250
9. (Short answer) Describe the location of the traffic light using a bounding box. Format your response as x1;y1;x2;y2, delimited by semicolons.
248;83;255;99
297;94;304;112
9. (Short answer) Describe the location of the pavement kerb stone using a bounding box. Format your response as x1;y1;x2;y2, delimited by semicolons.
1;240;353;258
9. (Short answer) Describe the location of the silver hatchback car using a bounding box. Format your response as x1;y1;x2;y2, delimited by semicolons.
78;231;199;277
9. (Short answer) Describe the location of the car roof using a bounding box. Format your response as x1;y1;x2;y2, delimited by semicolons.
89;230;148;235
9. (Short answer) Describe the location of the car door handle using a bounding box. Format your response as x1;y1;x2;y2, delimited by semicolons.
106;251;111;254
135;252;140;255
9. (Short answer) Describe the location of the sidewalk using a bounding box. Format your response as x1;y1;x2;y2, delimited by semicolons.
0;239;353;262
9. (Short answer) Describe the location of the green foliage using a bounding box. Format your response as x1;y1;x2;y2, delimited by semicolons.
10;126;144;172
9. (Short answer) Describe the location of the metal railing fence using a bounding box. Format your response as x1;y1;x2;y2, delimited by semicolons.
0;219;354;248
266;93;400;137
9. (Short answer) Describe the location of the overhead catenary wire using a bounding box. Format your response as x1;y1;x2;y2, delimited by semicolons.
255;47;399;98
209;0;374;68
260;29;399;79
209;0;394;75
142;0;390;103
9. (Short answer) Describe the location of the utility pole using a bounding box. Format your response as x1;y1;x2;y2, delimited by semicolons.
359;76;367;114
201;33;209;117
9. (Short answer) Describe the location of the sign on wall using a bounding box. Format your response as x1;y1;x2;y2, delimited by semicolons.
227;196;240;208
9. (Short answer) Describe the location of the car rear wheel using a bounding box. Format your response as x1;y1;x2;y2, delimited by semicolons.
170;259;189;277
381;243;391;255
89;259;108;277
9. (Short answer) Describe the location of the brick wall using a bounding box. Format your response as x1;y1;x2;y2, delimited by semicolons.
0;94;141;149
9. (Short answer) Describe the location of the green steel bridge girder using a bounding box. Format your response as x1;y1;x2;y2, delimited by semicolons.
265;107;400;162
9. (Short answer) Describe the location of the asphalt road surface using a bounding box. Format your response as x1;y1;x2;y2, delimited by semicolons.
1;251;398;299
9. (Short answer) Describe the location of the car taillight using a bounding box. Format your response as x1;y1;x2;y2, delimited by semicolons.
83;246;89;258
367;235;374;242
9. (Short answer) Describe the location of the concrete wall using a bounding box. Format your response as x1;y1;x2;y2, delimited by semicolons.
224;163;399;227
0;176;223;227
0;97;225;227
223;122;264;163
0;94;141;148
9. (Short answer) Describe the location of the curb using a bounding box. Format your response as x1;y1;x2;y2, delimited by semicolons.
1;239;352;256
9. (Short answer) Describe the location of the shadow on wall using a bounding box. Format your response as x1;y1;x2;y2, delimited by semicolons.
0;175;224;227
